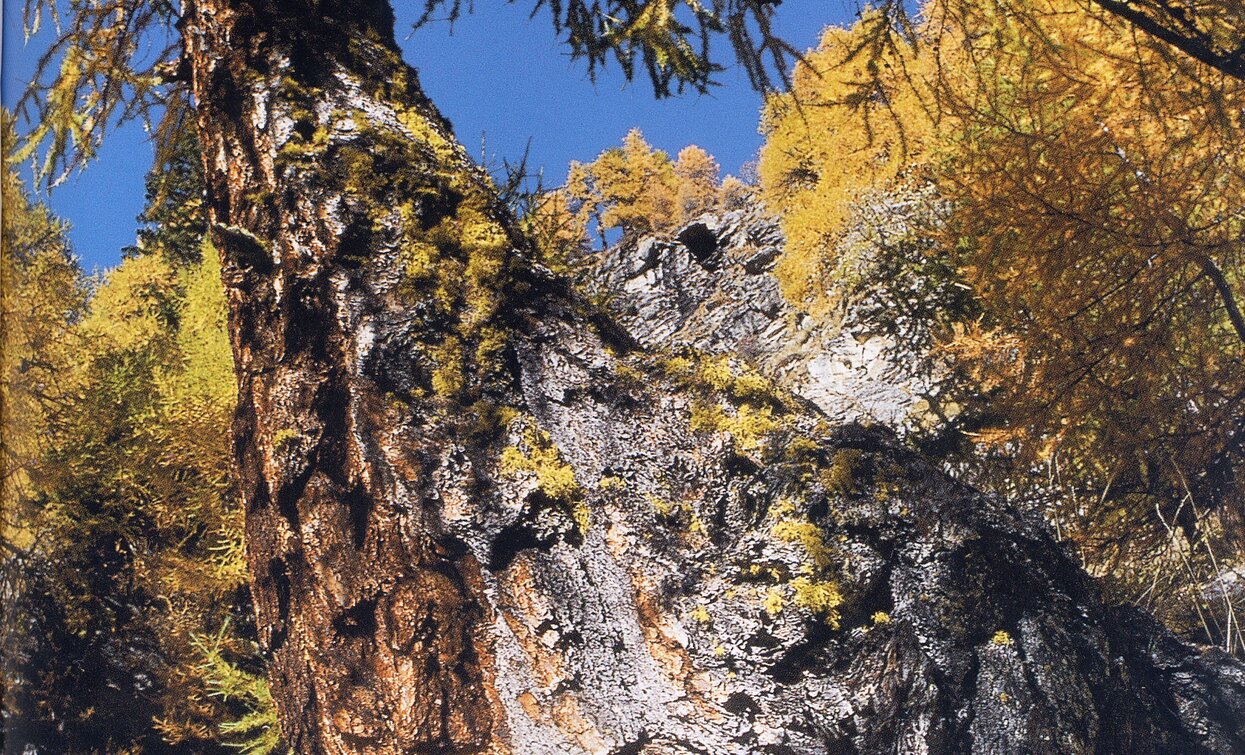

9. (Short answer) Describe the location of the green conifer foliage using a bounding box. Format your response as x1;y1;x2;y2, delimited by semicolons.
125;125;208;268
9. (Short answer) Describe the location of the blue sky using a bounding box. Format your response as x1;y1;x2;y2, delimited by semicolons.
2;1;852;271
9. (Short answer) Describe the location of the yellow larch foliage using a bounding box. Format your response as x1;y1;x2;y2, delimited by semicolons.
6;221;270;750
520;187;590;269
759;0;1245;494
1;129;87;517
80;253;181;350
673;145;721;222
569;128;679;237
932;0;1245;470
758;0;1245;633
566;129;738;241
758;14;937;313
82;248;261;747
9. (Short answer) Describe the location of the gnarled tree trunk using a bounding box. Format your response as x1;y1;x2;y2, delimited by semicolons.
184;1;504;748
184;1;1245;752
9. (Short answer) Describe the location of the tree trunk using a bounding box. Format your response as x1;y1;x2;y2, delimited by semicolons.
183;2;1245;752
183;1;505;749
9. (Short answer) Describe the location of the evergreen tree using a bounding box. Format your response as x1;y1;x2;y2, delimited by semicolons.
125;124;208;268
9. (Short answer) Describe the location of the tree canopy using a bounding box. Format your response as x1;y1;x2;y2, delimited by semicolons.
757;0;1244;642
564;128;740;242
3;110;273;752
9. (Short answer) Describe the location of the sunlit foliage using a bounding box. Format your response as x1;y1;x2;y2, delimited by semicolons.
759;0;1245;647
2;124;274;750
2;115;91;744
758;14;937;313
6;244;273;752
568;128;680;238
673;145;723;221
930;0;1245;463
932;0;1245;640
566;128;738;243
518;188;591;270
1;115;87;500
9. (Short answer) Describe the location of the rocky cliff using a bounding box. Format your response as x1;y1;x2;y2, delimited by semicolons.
485;206;1245;753
482;322;1245;752
576;202;952;436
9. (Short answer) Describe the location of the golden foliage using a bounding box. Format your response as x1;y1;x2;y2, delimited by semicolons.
568;128;679;237
1;117;87;513
933;0;1245;476
3;171;272;750
761;0;1245;488
673;145;722;222
759;0;1245;639
519;188;589;270
758;14;937;311
566;129;741;242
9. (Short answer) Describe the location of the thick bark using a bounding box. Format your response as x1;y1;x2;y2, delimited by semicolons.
184;2;1245;752
183;1;507;749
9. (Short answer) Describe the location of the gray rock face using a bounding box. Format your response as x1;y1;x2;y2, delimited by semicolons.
480;315;1245;751
509;208;1245;753
579;205;946;434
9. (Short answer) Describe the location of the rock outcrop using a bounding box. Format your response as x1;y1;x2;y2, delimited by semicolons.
577;203;951;435
484;207;1245;752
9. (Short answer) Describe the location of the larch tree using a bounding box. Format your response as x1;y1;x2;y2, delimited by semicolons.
672;145;722;221
567;128;681;238
16;0;803;749
11;0;1245;752
757;13;939;315
758;0;1245;641
929;0;1245;626
565;131;731;246
3;138;264;751
1;119;91;748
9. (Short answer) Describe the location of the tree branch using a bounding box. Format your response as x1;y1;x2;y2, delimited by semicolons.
1090;0;1245;81
1197;254;1245;347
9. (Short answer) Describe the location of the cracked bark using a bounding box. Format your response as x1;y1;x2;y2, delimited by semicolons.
184;1;501;749
184;1;1245;752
